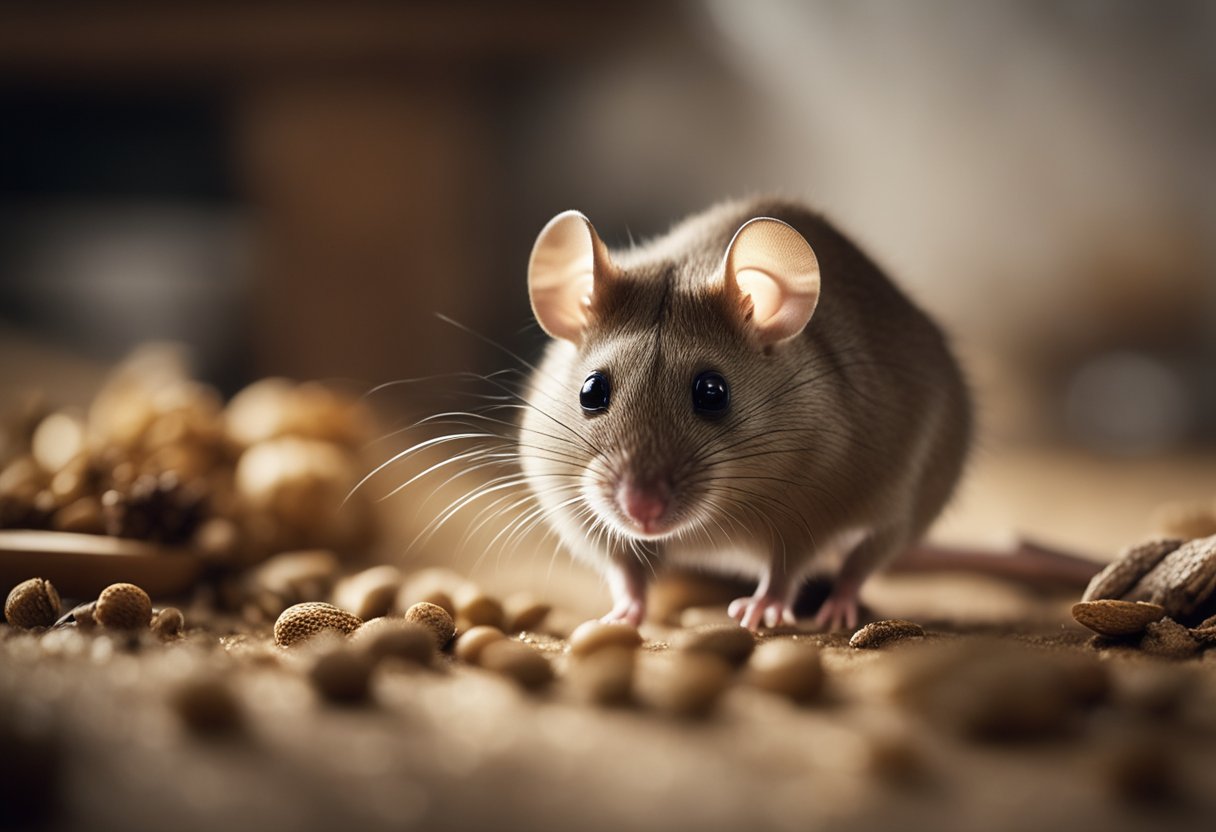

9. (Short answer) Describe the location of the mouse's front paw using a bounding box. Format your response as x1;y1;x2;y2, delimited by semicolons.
812;590;860;632
601;597;646;627
728;594;795;631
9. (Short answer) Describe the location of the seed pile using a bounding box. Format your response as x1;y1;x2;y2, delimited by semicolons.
0;346;377;561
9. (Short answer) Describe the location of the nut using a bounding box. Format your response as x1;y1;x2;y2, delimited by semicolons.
4;578;61;629
309;648;375;704
478;640;554;690
566;646;635;706
95;582;152;630
453;625;506;664
1128;534;1216;621
1071;600;1165;637
332;565;402;621
273;602;363;647
637;652;733;718
745;640;823;702
151;607;185;639
673;624;755;666
170;676;244;736
1100;734;1175;804
568;620;643;657
454;586;505;630
351;618;435;665
503;593;551;633
1082;539;1182;602
849;619;925;649
402;602;456;648
396;568;463;616
1138;618;1200;660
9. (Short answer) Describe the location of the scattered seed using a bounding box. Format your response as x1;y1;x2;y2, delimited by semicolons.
503;593;551;633
4;578;61;629
273;602;363;648
673;625;755;666
151;607;185;639
479;640;553;690
745;640;823;703
1100;734;1176;805
637;652;732;718
566;646;635;706
351;618;435;665
849;619;925;649
568;620;643;657
1071;600;1165;637
95;582;152;630
332;565;402;621
453;625;506;665
402;602;456;648
454;586;506;630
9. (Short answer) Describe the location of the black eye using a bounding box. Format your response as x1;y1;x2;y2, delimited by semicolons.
692;371;730;416
580;371;611;413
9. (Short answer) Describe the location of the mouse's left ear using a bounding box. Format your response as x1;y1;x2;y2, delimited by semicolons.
528;210;618;343
724;218;820;345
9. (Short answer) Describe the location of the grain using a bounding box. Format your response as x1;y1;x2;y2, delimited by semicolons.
745;640;823;702
273;602;363;647
1071;600;1165;637
4;577;60;629
453;625;506;664
849;619;925;649
568;620;643;657
95;582;152;630
402;602;456;648
479;640;554;690
673;625;755;666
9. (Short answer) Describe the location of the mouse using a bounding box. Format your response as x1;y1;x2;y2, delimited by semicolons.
518;197;972;631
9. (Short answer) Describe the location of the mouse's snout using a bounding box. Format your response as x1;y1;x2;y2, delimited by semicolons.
615;476;672;536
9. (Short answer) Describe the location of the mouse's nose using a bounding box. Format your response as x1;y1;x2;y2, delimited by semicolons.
616;477;671;534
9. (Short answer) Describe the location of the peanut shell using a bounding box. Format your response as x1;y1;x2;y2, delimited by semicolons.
849;619;925;649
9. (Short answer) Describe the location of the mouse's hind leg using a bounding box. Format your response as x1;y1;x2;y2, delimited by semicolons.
814;525;908;631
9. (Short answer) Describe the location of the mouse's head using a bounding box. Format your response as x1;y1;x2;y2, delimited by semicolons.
521;209;821;542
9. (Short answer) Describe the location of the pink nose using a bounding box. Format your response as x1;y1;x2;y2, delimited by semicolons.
617;479;671;533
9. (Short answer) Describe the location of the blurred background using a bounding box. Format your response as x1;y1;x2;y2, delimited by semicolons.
2;0;1214;562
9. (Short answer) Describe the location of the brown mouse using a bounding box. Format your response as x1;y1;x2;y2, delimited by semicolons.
519;197;972;630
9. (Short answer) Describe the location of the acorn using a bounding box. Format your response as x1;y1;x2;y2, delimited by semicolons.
94;582;153;630
4;578;61;629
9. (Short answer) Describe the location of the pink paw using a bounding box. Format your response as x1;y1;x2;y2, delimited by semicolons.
601;598;645;627
728;595;795;631
813;592;860;632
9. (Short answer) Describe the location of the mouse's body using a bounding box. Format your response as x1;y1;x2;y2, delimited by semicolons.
519;198;971;630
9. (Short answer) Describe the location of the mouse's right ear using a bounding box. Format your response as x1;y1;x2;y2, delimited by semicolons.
528;210;617;343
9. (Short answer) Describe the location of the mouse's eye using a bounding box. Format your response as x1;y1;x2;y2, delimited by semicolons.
580;371;611;413
692;371;730;416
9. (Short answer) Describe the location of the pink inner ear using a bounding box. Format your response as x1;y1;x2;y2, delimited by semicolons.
735;269;783;325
